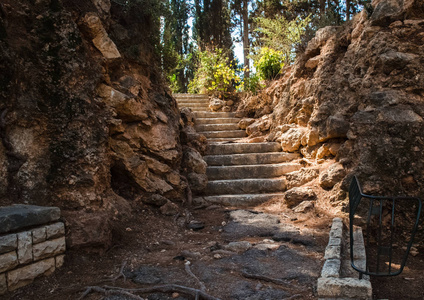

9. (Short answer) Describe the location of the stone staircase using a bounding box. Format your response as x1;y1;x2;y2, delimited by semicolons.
174;93;302;207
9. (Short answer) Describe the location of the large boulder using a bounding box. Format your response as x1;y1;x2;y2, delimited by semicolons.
280;127;307;152
187;173;208;193
319;163;346;190
284;187;316;208
182;147;207;174
209;98;225;111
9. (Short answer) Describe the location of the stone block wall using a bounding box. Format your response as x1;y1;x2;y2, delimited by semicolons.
317;218;372;300
0;205;66;295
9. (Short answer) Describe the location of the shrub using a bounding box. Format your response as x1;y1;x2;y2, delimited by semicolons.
254;47;285;80
188;49;240;94
240;72;264;94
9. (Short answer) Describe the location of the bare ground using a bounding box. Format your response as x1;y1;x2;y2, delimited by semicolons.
7;201;334;300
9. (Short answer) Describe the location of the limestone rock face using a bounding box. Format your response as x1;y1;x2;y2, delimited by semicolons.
0;0;185;250
280;127;307;152
238;3;424;199
238;118;255;130
82;13;121;59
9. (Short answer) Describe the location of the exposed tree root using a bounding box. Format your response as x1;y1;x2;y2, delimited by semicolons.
111;260;127;283
185;261;206;291
241;271;301;290
79;284;221;300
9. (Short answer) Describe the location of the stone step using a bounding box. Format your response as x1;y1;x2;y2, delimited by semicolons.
195;117;242;125
193;193;285;207
177;102;209;107
176;98;209;102
206;178;286;195
174;93;209;98
201;130;247;139
194;112;236;118
195;123;240;131
207;142;281;155
204;152;300;166
207;138;244;143
206;163;302;180
184;108;210;112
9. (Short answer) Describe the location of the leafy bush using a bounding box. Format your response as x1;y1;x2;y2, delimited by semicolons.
254;47;285;80
239;73;264;94
188;49;240;94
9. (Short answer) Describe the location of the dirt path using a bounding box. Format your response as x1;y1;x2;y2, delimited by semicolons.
8;203;332;300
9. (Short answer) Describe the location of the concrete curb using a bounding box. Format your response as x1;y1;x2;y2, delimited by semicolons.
317;218;372;300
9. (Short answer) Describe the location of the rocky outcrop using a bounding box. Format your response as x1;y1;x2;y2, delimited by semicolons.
0;0;185;250
239;0;424;202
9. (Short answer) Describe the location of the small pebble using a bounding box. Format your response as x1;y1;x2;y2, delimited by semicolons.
213;254;222;259
172;292;180;298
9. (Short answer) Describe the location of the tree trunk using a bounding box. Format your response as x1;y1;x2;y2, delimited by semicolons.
242;0;249;79
346;0;351;20
320;0;326;14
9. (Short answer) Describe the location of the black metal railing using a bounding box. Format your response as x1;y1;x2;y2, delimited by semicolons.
349;176;422;277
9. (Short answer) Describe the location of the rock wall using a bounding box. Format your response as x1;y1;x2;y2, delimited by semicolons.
0;205;66;294
239;0;424;201
0;0;186;250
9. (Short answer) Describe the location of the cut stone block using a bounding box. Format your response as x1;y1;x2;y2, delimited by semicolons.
55;255;65;268
329;222;343;239
324;245;341;260
7;258;55;291
32;227;47;244
17;232;33;264
0;251;18;273
353;244;367;260
0;273;6;294
0;234;17;254
46;223;65;240
0;205;60;234
328;236;342;247
321;259;341;278
33;237;66;261
317;277;372;299
353;226;365;245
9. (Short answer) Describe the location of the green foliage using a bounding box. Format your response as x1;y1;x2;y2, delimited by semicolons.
167;51;197;93
254;47;285;80
255;14;311;63
188;49;240;94
239;72;264;94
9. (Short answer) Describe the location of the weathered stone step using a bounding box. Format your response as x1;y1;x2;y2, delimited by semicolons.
201;130;247;139
195;123;239;131
194;112;236;118
208;138;244;143
193;193;285;207
174;93;208;98
206;178;286;195
195;117;242;125
184;108;210;112
207;163;302;180
177;102;209;107
176;97;208;101
204;152;300;166
207;142;281;155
